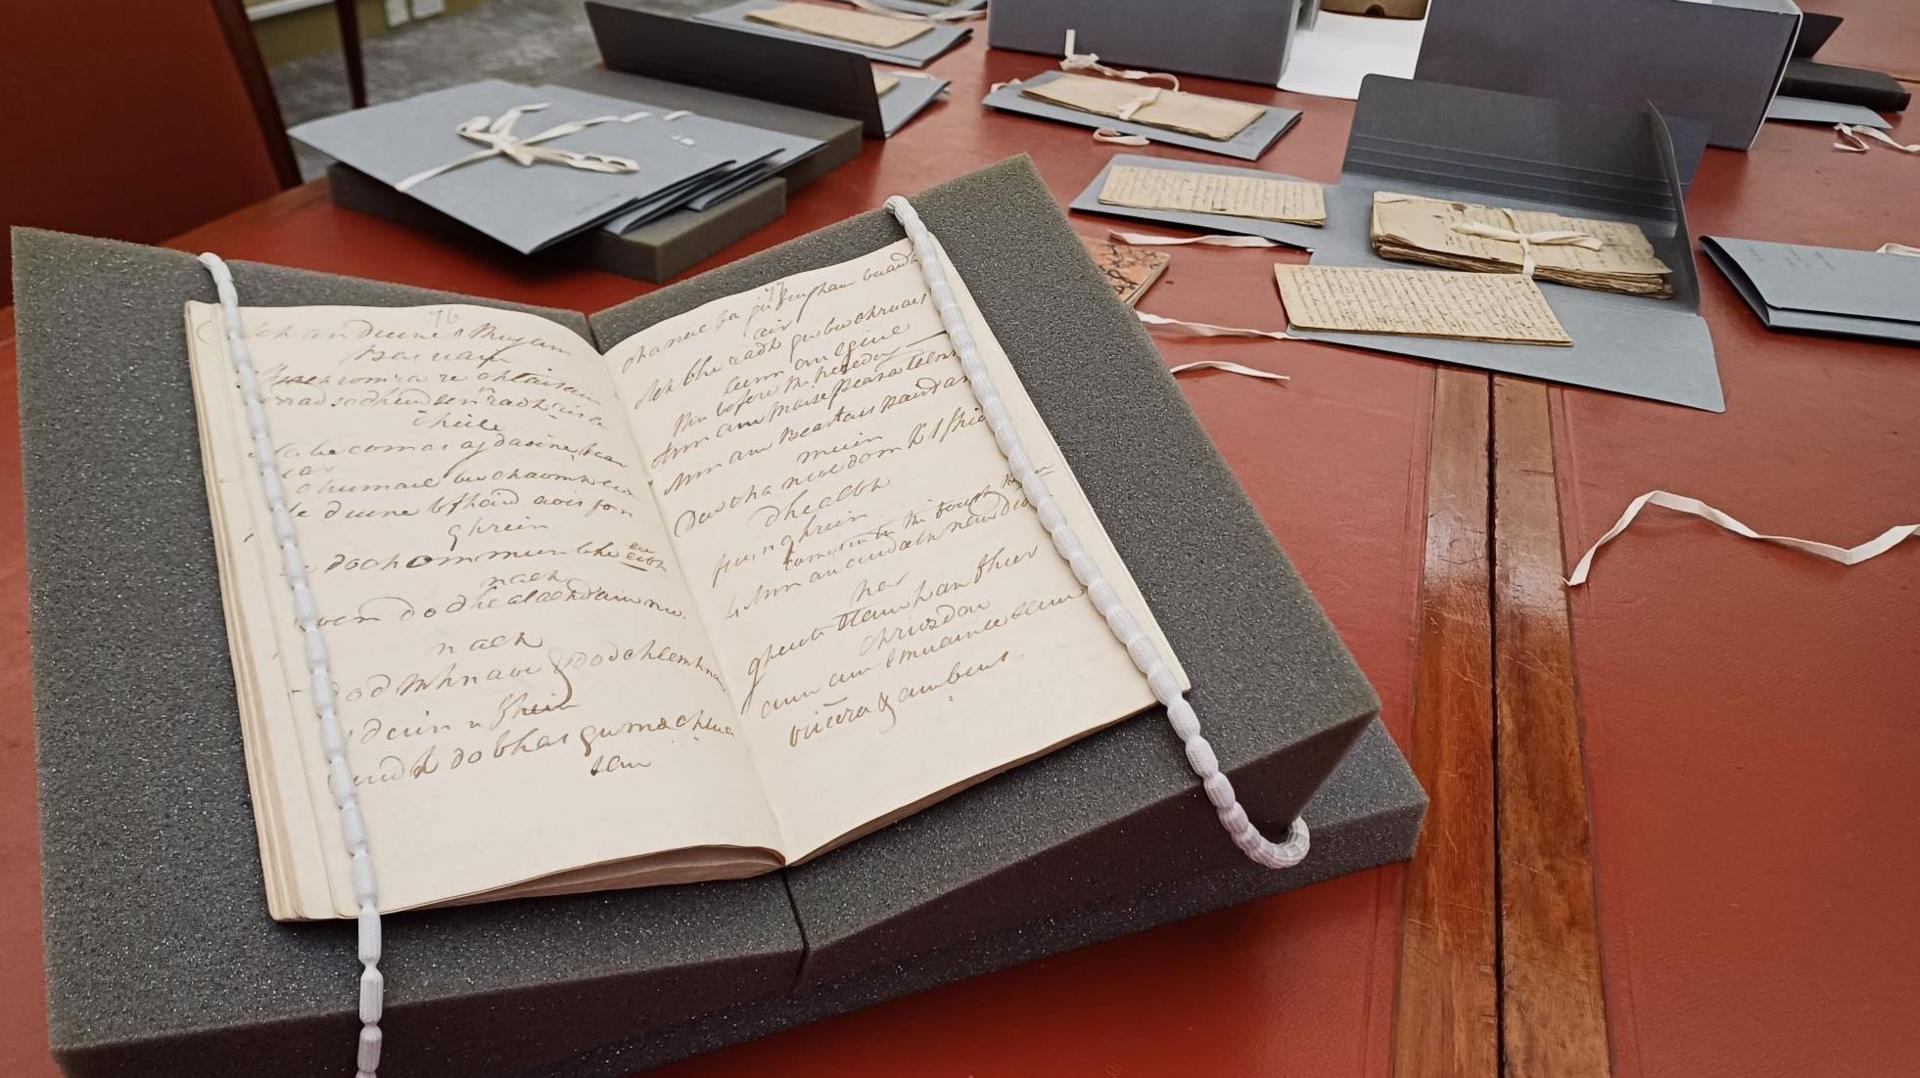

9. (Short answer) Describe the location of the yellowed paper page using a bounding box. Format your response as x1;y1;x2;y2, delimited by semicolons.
1021;74;1266;141
746;2;933;47
1273;264;1572;345
603;238;1183;860
1099;164;1326;226
874;72;900;96
186;302;781;918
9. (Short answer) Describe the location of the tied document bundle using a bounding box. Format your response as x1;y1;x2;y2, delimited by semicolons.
188;237;1182;920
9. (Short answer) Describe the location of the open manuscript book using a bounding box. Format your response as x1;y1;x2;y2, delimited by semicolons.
188;235;1184;920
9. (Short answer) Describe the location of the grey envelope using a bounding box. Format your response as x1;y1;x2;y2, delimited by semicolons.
695;0;971;67
291;79;738;254
983;72;1299;162
1704;237;1920;345
1764;95;1892;130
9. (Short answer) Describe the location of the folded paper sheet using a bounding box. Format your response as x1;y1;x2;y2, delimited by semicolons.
1080;236;1170;305
1021;74;1266;141
1703;236;1920;344
1274;264;1572;345
1370;192;1672;296
1100;164;1326;226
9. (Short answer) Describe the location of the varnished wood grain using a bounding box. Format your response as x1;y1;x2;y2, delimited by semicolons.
1394;367;1498;1078
1491;377;1609;1077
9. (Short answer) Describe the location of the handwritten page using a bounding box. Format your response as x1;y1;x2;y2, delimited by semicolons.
1021;74;1267;142
745;2;934;48
1099;164;1326;226
1273;264;1572;345
602;238;1182;859
187;303;781;918
1081;235;1170;306
1371;192;1672;297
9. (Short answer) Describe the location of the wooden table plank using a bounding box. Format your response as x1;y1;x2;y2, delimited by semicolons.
1394;367;1498;1078
1492;377;1610;1078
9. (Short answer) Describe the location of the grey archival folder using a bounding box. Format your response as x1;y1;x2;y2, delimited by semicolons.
588;0;948;138
1704;237;1920;345
291;80;738;254
1073;78;1725;412
696;0;971;68
983;71;1302;161
17;157;1424;1078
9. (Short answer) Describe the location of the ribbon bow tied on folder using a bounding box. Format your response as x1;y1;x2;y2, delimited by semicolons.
395;103;648;192
1450;207;1603;278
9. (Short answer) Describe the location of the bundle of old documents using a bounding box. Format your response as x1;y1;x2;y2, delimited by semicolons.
1021;74;1268;142
1369;192;1673;297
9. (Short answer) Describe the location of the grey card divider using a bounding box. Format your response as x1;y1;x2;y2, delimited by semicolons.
18;156;1422;1078
1413;0;1801;151
1068;153;1328;249
983;71;1300;161
695;0;972;67
1703;237;1920;345
1288;76;1723;413
987;0;1306;86
588;1;949;138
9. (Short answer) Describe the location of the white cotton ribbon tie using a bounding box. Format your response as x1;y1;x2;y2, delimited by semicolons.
1450;207;1601;278
1567;490;1919;586
882;194;1309;871
1876;242;1920;256
1109;229;1283;249
1169;360;1290;383
1058;29;1182;146
1833;123;1920;154
395;103;649;192
196;254;387;1078
1138;311;1293;342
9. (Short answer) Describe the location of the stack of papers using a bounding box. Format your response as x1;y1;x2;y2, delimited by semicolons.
291;79;825;254
1021;75;1267;142
1370;192;1673;297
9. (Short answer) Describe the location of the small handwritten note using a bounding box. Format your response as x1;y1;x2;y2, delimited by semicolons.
1022;74;1267;142
746;2;933;47
1273;265;1572;345
1100;164;1326;226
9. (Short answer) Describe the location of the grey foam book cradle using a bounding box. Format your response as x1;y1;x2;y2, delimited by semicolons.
16;156;1423;1078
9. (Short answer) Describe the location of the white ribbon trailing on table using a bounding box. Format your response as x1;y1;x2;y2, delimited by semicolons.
1093;129;1152;146
1138;311;1293;341
1566;490;1919;586
1876;242;1920;256
1109;229;1283;249
394;103;650;192
1450;206;1602;278
1169;360;1291;383
882;194;1309;870
1833;123;1920;155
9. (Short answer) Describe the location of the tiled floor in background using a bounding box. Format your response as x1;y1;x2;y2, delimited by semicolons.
268;0;601;179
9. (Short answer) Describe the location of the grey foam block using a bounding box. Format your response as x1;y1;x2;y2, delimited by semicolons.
18;156;1423;1078
590;155;1408;989
14;230;804;1078
523;721;1425;1078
